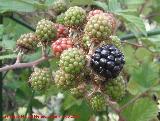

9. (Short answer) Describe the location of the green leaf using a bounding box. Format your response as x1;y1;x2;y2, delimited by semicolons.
122;98;158;121
0;24;4;39
93;1;108;11
0;0;46;13
65;100;92;121
127;81;146;95
135;48;152;61
0;53;17;60
69;0;94;6
118;13;146;37
108;0;121;12
127;62;159;95
31;99;45;109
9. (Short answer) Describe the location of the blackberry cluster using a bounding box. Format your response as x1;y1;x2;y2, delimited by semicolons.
90;44;125;79
13;3;127;114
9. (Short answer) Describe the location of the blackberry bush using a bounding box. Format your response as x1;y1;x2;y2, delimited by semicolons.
10;2;160;121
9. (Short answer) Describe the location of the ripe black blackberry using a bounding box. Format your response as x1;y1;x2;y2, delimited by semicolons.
90;44;125;79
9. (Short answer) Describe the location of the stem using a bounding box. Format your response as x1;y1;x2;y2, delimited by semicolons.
0;55;53;72
0;15;3;121
120;90;148;112
24;90;35;121
120;29;160;40
8;16;35;31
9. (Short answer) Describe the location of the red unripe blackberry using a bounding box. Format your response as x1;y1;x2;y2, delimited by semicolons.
103;13;116;32
51;38;73;56
90;45;125;79
54;24;69;38
87;9;104;20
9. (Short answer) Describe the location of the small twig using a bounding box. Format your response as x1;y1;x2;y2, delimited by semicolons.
0;55;54;72
139;0;149;14
121;41;143;47
15;52;23;63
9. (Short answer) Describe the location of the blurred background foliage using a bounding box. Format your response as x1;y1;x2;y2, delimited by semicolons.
0;0;160;121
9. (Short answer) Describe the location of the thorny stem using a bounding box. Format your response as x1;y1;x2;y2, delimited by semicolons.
0;55;53;72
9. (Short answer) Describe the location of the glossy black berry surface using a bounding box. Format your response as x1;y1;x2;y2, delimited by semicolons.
90;45;125;79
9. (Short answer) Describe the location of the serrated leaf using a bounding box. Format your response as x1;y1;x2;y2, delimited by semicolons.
122;98;158;121
127;62;159;95
0;54;17;60
118;13;146;37
127;80;146;95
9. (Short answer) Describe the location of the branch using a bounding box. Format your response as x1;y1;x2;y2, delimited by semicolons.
121;41;143;47
120;29;160;40
0;55;53;72
8;16;35;31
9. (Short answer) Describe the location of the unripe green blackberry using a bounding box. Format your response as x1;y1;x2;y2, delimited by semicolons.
52;0;67;14
29;68;52;92
54;69;75;89
103;76;126;101
84;14;112;41
82;34;91;49
64;6;86;27
16;33;38;53
59;48;86;74
89;92;106;112
35;19;56;43
105;36;122;50
70;83;86;98
56;13;65;24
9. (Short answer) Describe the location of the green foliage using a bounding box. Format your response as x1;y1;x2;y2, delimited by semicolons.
122;98;158;121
